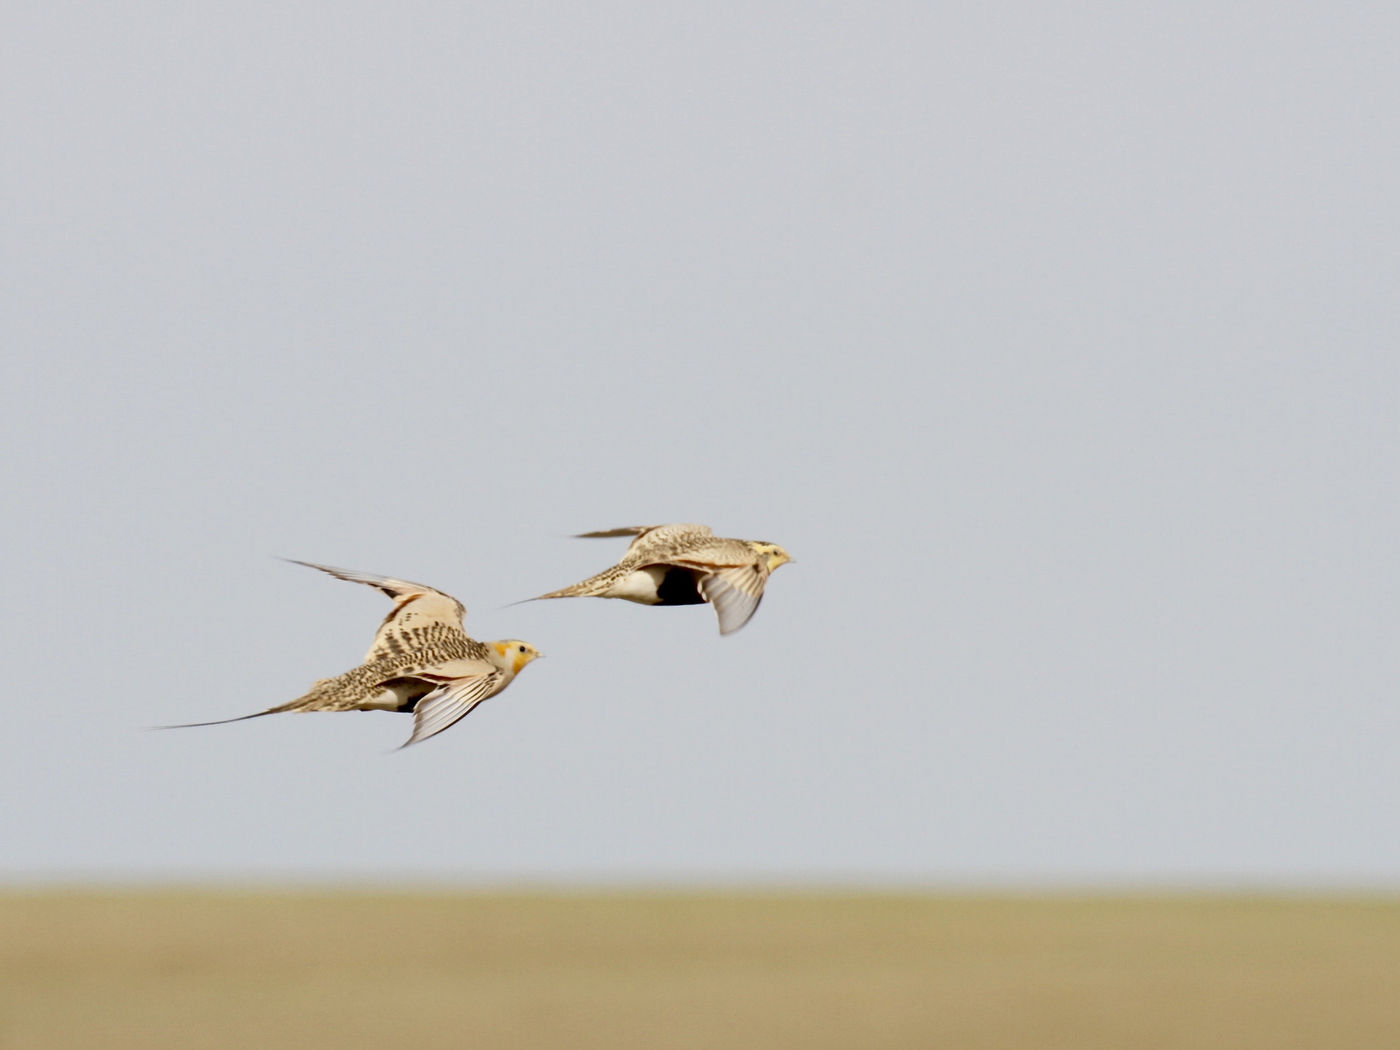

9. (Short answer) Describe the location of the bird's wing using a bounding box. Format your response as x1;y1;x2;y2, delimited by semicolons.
286;560;470;663
576;523;714;557
662;535;758;570
698;564;769;635
399;671;505;748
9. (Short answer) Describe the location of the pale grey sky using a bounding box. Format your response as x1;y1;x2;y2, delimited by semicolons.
2;3;1397;887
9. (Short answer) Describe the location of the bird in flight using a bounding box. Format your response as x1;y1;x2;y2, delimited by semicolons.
530;523;792;635
162;560;543;748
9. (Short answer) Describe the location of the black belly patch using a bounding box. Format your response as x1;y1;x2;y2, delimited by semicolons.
379;677;436;713
655;567;706;606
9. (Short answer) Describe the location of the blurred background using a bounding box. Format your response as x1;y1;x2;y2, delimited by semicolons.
2;2;1398;1044
3;0;1396;891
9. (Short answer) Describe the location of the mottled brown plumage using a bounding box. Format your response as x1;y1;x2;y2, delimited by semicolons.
531;523;793;635
162;561;542;748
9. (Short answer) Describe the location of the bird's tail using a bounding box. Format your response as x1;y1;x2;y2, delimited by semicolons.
151;710;280;730
151;679;337;731
523;568;620;603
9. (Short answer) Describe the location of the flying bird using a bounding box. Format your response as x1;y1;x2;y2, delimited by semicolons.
530;523;792;635
162;560;543;748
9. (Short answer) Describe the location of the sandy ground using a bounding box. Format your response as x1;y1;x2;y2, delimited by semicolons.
3;891;1398;1049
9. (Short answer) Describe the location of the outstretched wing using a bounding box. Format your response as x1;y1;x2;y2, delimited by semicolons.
399;672;504;748
285;560;469;663
663;535;761;571
698;565;770;635
576;523;715;558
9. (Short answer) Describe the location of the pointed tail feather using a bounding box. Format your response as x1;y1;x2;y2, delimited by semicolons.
524;569;619;602
150;710;279;730
513;588;580;603
152;687;325;730
529;586;583;601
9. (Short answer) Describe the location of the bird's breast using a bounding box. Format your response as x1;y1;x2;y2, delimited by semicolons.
602;567;668;604
601;565;707;606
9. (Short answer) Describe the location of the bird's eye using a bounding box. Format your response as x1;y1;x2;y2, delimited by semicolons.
518;645;527;653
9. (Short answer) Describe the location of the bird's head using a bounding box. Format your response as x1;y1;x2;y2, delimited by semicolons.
491;640;544;676
750;542;793;573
